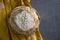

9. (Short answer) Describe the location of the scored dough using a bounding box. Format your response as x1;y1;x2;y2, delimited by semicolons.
14;10;35;31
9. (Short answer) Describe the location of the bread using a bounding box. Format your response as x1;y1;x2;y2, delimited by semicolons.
8;6;40;36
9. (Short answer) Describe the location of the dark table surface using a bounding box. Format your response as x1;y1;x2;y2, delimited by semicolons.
31;0;60;40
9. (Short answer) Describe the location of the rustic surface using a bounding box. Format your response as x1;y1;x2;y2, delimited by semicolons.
31;0;60;40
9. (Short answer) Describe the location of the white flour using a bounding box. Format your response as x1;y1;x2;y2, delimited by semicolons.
14;11;35;31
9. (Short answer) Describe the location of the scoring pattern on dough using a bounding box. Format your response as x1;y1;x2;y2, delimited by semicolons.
14;10;35;31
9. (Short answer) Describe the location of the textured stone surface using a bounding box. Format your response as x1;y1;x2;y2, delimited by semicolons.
31;0;60;40
14;10;35;31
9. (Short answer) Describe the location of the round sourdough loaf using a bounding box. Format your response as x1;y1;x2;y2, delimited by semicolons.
8;6;40;36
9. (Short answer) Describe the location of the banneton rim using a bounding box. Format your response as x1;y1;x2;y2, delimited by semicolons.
8;6;40;36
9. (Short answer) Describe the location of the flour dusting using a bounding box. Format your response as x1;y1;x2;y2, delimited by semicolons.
14;11;35;31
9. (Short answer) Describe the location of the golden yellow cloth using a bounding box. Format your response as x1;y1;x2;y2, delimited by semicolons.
0;0;43;40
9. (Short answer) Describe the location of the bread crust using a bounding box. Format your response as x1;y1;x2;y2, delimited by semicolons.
8;6;40;36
